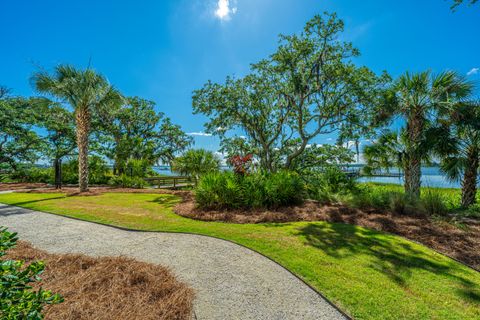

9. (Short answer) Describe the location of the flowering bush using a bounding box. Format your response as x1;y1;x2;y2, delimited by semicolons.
228;154;253;175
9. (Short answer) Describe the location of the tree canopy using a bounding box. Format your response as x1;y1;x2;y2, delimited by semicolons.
0;90;43;172
193;12;388;172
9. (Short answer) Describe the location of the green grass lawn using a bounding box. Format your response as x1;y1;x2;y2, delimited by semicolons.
0;192;479;320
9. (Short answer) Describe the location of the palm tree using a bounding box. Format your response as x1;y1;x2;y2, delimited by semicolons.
440;102;480;207
363;131;407;176
377;70;473;198
172;149;220;185
32;65;122;192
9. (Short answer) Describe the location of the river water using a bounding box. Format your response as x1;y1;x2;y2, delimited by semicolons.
357;167;462;189
154;166;464;189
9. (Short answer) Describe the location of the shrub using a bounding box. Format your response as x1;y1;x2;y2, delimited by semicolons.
0;227;63;319
304;166;357;202
346;184;390;209
388;192;418;215
8;165;52;183
421;189;448;216
109;174;147;189
196;171;305;209
263;171;305;207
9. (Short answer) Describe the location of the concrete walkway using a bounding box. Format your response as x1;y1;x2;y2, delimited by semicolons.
0;203;346;320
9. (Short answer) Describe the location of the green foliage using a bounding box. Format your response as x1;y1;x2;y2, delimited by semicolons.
122;158;154;178
451;0;478;10
0;227;63;319
193;13;387;172
109;174;147;189
34;99;76;162
372;70;474;198
421;189;448;216
291;144;354;175
8;165;52;184
343;183;475;218
387;192;418;215
263;171;305;207
95;97;192;171
196;171;305;209
61;156;111;185
0;91;43;171
305;167;357;202
172;149;221;182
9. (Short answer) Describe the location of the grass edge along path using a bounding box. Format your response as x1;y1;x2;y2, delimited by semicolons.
0;192;479;320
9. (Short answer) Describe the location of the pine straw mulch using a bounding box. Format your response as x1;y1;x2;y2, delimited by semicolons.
17;186;190;198
174;198;480;271
5;241;194;320
0;182;48;191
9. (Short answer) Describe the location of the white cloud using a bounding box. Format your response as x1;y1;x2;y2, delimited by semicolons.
467;68;479;76
214;0;237;21
187;132;212;137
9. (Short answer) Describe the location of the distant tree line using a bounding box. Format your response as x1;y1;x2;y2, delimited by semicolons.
0;67;192;191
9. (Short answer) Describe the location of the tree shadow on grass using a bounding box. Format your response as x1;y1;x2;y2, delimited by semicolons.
148;195;182;209
297;222;480;303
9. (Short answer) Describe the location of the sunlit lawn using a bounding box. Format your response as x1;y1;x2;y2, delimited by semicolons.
0;192;479;320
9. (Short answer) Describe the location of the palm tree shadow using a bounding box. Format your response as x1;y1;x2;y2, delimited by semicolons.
297;223;480;302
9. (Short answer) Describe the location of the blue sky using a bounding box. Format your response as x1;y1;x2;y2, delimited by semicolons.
1;0;479;152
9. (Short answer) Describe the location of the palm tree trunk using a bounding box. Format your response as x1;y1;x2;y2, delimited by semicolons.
405;109;424;199
409;157;421;199
76;107;91;192
403;162;411;195
461;148;479;208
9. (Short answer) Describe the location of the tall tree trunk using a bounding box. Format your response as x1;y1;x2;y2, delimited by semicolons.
403;162;411;195
461;148;479;208
76;107;91;192
405;108;424;199
54;158;62;189
409;157;421;199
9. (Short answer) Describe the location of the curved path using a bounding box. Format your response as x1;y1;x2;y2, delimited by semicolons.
0;203;346;320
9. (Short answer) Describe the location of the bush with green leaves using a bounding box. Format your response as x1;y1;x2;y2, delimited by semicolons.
109;174;147;189
8;165;52;184
304;166;357;202
0;227;63;319
421;189;448;216
196;171;305;209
